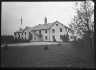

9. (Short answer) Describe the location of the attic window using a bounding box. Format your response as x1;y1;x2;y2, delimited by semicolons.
56;24;58;26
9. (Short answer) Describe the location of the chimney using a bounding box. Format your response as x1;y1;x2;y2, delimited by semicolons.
44;15;47;24
20;27;22;30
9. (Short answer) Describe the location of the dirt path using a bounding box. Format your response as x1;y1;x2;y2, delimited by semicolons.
1;42;69;47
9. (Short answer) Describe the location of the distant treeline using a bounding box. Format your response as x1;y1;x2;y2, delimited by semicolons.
1;35;30;44
1;35;14;44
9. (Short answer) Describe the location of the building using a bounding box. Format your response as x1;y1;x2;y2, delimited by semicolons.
14;16;75;42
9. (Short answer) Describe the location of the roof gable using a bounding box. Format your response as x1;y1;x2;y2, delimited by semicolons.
50;21;67;29
50;21;74;32
22;26;32;33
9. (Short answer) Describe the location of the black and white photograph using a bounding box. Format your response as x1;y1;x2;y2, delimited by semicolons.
1;1;95;68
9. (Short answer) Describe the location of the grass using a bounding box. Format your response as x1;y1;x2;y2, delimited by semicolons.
1;44;94;68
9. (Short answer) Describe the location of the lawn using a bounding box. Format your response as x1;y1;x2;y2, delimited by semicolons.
1;43;94;68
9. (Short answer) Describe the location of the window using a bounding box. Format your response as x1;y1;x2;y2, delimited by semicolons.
22;32;23;35
60;35;62;39
22;37;23;39
45;36;47;41
25;37;26;39
39;31;41;33
25;32;26;35
60;28;62;32
56;24;58;26
29;32;30;34
52;29;55;33
34;31;35;33
45;30;47;33
14;33;16;36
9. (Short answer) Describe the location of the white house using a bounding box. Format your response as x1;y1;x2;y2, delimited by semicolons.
14;17;75;42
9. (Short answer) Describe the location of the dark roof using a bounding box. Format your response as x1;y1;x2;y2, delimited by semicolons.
14;29;24;33
14;21;74;33
30;22;55;30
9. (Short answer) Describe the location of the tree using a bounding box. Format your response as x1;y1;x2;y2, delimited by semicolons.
66;33;69;42
28;33;32;42
69;1;94;56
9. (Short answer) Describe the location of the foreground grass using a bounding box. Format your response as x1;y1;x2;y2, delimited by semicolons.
1;44;94;68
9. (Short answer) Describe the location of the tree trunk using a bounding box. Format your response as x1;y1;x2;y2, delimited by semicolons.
86;18;95;67
86;18;94;56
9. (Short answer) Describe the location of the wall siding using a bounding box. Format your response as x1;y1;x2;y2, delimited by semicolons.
50;22;67;42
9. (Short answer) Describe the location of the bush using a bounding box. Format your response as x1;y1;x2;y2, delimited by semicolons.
44;45;49;50
72;38;90;48
58;43;61;46
4;44;9;50
62;34;69;42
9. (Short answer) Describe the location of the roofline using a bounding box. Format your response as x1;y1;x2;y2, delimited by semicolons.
14;21;74;33
49;21;74;31
14;31;19;33
31;28;50;32
22;26;32;33
14;29;24;33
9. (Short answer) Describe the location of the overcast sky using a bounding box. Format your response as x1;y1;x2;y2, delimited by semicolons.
1;1;94;35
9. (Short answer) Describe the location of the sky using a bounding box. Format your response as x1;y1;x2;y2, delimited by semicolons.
1;1;94;35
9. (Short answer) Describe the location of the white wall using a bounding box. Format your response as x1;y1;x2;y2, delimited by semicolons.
50;22;67;42
22;28;31;39
32;29;50;41
14;27;32;40
14;22;74;42
14;32;19;39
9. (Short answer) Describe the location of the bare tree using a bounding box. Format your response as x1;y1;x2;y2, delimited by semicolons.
69;1;94;55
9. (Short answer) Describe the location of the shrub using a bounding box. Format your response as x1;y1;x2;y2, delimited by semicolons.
44;45;49;50
72;38;88;48
62;34;69;42
4;44;9;50
58;43;61;46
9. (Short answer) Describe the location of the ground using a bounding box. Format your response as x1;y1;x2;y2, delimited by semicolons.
1;43;94;68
